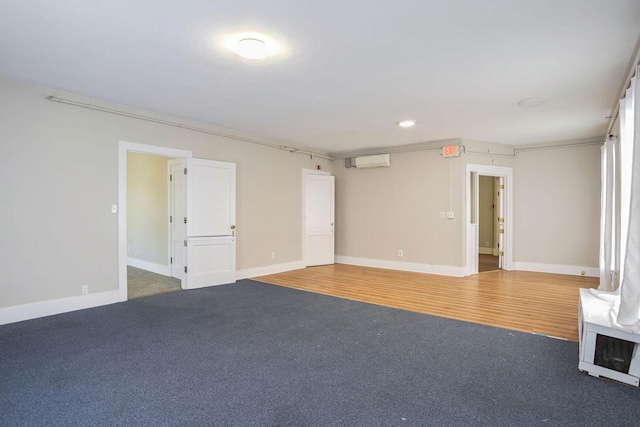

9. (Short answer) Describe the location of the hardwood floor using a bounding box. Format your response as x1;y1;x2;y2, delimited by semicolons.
478;253;499;272
254;264;599;342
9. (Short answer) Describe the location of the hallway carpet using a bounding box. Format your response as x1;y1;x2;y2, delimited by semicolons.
127;266;181;299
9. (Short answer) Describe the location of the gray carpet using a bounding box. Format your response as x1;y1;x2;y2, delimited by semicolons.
127;266;181;299
1;280;638;426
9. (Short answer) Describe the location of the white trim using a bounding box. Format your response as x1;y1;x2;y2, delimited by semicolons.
236;260;306;280
465;164;513;275
119;141;192;301
478;247;494;255
127;257;170;276
167;160;174;281
512;261;599;277
0;291;122;325
336;256;466;277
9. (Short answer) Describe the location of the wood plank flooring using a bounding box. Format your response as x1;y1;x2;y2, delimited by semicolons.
478;254;499;272
254;264;599;342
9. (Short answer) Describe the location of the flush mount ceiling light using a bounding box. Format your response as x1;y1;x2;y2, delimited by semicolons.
223;32;280;60
517;97;548;108
235;38;270;59
398;120;416;127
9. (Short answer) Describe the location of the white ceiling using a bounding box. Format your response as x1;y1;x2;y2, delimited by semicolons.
1;1;639;155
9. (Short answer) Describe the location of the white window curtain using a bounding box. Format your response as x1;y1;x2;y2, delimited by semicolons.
617;69;640;327
595;67;640;331
598;135;616;292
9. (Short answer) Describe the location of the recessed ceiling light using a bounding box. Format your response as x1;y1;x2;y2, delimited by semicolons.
517;97;548;108
235;38;270;59
398;120;416;127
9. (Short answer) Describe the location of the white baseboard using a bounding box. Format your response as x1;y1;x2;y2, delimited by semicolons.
0;290;123;326
236;260;306;280
127;257;170;276
512;261;599;277
336;256;466;277
478;247;495;255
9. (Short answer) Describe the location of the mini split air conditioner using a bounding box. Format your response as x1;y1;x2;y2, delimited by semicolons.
352;154;391;169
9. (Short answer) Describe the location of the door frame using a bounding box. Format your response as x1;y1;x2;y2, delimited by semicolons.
167;159;184;281
465;164;513;275
118;141;192;301
301;168;331;266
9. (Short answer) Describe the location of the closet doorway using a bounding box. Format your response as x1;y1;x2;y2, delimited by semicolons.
127;152;182;299
478;176;500;272
465;164;513;275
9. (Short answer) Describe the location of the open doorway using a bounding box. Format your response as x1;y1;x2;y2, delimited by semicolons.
119;141;237;300
478;176;500;272
118;141;192;301
126;152;181;299
465;164;513;275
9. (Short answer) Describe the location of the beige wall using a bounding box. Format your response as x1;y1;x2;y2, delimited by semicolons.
0;75;602;312
335;149;464;266
127;152;171;266
0;77;331;309
513;144;601;267
335;142;600;271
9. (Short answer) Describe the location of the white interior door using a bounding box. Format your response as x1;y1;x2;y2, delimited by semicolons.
168;160;184;281
497;176;505;269
493;177;500;257
304;174;335;266
183;158;236;289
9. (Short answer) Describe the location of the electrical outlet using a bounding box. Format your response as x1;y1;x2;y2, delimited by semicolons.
486;241;490;247
81;285;89;295
439;212;446;219
446;211;454;219
111;204;117;214
398;250;403;257
271;252;275;259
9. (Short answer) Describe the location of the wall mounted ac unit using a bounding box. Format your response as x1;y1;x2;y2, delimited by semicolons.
352;153;391;169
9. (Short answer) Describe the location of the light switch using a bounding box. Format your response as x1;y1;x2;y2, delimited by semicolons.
111;204;118;214
439;212;446;219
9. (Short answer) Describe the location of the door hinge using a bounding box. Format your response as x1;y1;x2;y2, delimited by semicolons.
170;215;172;223
171;257;173;264
184;266;187;273
184;217;187;224
499;251;504;256
170;174;172;181
499;229;504;234
499;185;504;189
184;168;187;175
498;217;504;222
